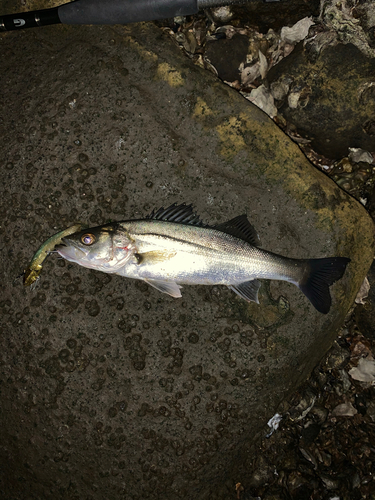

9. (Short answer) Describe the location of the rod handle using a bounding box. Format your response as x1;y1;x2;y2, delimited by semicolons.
58;0;198;25
0;7;60;31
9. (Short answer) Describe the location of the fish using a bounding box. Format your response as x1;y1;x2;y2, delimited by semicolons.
56;203;350;314
23;223;85;287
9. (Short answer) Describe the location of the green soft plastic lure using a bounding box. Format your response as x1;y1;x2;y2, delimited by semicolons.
23;223;85;287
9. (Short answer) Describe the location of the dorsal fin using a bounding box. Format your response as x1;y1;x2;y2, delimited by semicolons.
146;204;260;246
214;214;260;246
146;203;206;226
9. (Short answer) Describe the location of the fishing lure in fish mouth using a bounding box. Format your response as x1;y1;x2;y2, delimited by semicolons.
56;203;351;314
23;223;86;287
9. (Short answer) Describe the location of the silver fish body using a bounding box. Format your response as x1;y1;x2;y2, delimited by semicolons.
115;220;303;284
56;203;350;313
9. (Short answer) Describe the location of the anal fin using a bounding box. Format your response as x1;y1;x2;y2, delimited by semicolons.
144;279;182;298
228;279;261;303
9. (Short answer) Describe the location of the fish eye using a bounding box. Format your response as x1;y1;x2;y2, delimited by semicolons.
81;233;96;245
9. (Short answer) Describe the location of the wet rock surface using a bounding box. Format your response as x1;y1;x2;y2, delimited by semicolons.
205;33;250;82
229;0;320;33
0;5;374;500
237;315;375;500
267;42;375;159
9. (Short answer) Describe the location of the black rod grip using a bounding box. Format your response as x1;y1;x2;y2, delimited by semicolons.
0;7;60;31
58;0;198;25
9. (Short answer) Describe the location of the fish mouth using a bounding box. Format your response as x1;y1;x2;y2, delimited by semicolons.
55;239;88;260
54;242;67;254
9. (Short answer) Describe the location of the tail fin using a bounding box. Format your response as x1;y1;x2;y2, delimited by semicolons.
298;257;350;314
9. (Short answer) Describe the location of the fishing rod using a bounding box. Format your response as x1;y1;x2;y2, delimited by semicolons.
0;0;279;31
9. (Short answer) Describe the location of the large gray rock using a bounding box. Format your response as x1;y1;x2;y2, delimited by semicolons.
0;18;373;500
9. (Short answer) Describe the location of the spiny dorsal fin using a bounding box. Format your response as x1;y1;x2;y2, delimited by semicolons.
214;214;260;247
146;203;206;226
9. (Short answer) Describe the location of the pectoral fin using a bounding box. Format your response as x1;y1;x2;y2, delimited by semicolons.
135;250;176;265
144;279;182;298
228;279;261;303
